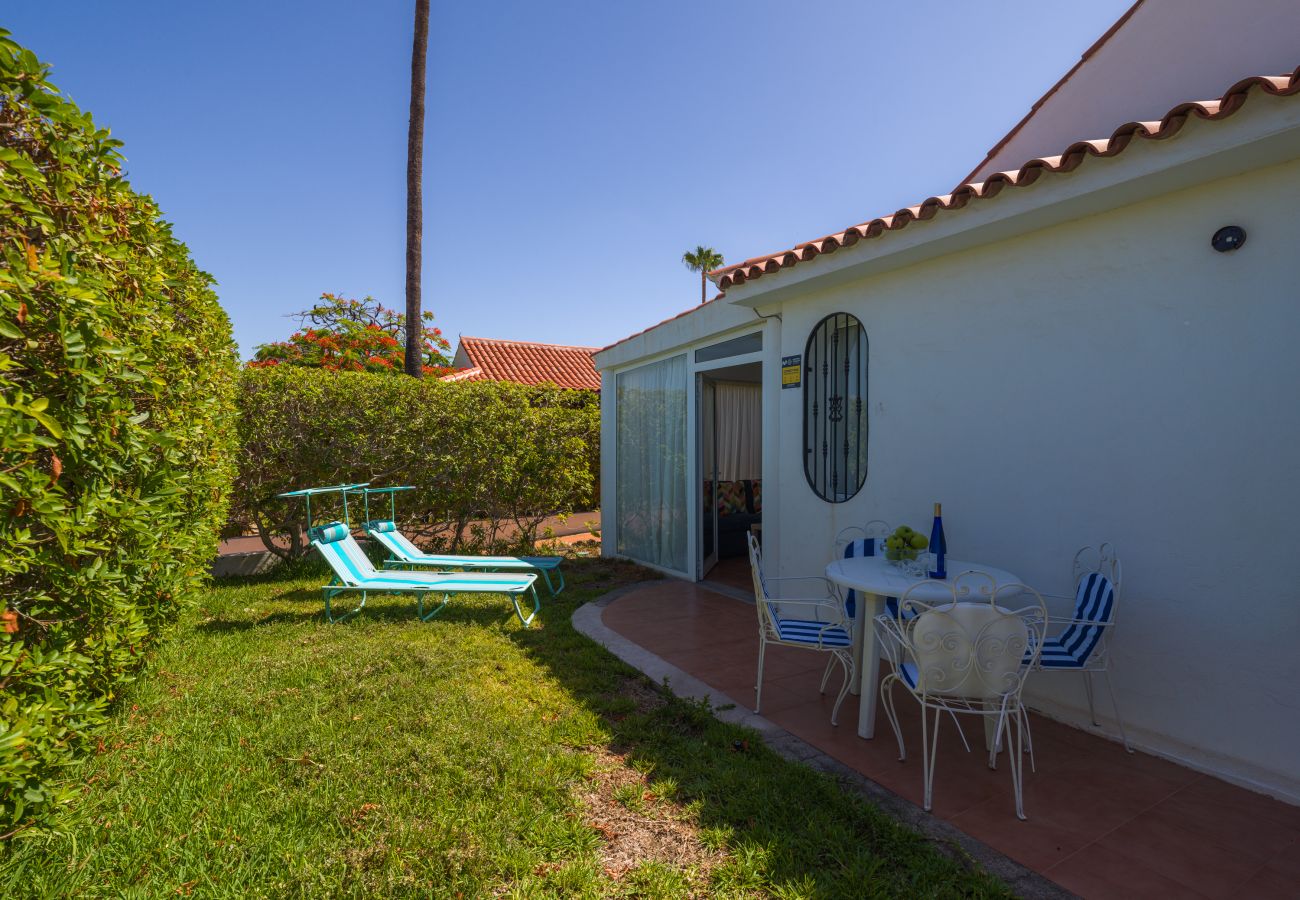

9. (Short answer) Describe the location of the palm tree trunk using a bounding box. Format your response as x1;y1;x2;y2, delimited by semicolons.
700;271;706;304
404;0;430;377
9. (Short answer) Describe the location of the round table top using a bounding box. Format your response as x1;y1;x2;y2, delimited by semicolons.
825;554;1023;603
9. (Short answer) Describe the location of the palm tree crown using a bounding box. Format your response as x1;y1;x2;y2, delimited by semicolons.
682;245;725;304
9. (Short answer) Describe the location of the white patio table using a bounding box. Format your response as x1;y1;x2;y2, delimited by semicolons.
824;556;1023;740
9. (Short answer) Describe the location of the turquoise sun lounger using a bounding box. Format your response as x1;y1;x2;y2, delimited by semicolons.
309;522;542;626
364;520;566;596
350;485;565;596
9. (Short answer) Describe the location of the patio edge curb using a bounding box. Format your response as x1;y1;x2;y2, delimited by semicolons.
573;582;1076;900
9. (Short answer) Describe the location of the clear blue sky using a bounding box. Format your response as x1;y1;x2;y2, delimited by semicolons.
9;1;1134;358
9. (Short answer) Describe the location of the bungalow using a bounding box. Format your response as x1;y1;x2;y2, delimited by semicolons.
443;335;601;391
594;0;1300;804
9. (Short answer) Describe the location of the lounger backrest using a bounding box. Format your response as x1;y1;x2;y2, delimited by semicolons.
310;522;379;586
365;520;424;560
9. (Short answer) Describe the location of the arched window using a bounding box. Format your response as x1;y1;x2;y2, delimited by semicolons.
803;313;868;502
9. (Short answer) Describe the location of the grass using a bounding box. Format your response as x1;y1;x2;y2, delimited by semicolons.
0;554;1008;897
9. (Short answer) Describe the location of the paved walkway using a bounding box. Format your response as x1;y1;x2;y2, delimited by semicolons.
595;581;1300;899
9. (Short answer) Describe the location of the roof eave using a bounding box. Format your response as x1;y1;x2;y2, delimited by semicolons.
721;95;1300;309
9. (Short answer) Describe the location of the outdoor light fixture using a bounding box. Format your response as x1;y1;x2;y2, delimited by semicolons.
1211;225;1246;252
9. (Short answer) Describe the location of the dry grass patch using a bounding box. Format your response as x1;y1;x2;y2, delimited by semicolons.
578;745;727;890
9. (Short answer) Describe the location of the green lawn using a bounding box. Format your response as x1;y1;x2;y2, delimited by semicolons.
0;556;1008;898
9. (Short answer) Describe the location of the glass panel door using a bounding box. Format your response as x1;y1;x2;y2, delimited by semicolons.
615;355;688;573
697;375;718;578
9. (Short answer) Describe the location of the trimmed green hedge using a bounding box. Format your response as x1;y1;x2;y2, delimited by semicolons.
0;33;239;834
234;368;599;556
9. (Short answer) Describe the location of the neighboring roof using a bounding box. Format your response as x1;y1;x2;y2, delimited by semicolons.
442;336;602;390
710;67;1300;293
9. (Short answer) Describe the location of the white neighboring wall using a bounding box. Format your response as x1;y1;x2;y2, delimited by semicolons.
972;0;1300;181
758;154;1300;801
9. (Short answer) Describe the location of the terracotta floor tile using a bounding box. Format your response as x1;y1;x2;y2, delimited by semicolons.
599;581;1300;895
1260;835;1300;880
1150;780;1300;858
950;797;1094;872
1046;842;1211;900
1174;776;1300;832
1232;864;1300;899
1095;806;1269;898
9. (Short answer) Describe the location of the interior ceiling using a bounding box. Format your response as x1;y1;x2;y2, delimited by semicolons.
702;362;761;383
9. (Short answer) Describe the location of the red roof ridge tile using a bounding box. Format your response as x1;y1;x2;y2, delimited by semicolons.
597;294;728;355
446;336;601;390
460;335;601;352
710;66;1300;293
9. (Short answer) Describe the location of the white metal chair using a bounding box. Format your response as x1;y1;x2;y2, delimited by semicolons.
747;532;856;725
831;521;893;658
875;574;1048;819
1028;542;1131;752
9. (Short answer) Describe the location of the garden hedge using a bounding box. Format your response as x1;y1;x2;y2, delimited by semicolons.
234;367;599;556
0;33;239;834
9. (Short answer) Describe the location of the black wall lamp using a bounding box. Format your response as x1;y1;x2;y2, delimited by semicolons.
1211;225;1246;253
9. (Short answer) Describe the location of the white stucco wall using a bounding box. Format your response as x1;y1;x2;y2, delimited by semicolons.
763;156;1300;800
974;0;1300;181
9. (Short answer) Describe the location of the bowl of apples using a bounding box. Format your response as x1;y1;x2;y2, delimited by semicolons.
884;525;929;568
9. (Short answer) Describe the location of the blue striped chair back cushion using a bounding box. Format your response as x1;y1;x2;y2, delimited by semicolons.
310;521;349;544
1038;572;1116;668
842;538;906;620
367;519;397;533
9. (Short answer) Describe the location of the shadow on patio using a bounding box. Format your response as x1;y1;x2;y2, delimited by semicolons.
600;580;1300;900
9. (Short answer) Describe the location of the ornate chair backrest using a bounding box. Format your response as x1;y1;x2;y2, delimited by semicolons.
832;520;892;559
899;580;1047;700
746;532;780;639
1072;543;1122;600
834;521;892;620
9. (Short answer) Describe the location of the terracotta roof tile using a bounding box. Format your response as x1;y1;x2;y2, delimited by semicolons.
597;294;727;355
442;337;601;390
710;67;1300;293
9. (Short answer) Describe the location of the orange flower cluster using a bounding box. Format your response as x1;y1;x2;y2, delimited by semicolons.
249;294;452;375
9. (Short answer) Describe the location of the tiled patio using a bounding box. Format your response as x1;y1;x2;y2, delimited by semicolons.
601;580;1300;899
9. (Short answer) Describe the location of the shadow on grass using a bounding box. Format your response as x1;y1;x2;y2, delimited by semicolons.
502;557;1009;896
196;583;543;634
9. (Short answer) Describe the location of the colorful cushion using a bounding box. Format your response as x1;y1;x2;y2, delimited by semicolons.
310;521;350;544
367;519;397;533
717;481;747;515
748;480;762;514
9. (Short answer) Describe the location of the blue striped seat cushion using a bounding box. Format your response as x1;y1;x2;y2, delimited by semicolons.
774;617;852;648
1034;572;1115;668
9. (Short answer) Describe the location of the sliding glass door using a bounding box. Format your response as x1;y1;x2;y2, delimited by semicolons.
616;355;688;573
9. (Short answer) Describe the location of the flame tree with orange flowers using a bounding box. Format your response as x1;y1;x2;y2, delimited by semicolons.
249;293;452;376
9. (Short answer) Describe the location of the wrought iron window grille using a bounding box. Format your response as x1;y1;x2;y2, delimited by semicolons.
803;312;868;502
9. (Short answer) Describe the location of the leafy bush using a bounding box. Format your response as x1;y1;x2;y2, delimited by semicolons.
234;367;598;557
0;32;239;834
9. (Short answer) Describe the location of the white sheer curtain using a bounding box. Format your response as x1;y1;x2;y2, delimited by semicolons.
616;355;687;572
715;382;762;481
